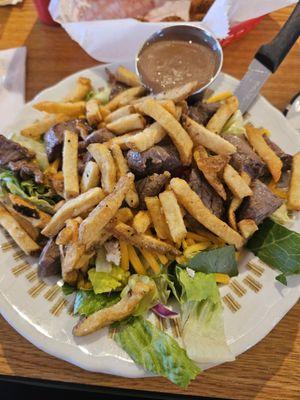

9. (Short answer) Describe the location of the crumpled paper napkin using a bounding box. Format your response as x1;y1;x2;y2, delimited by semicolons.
0;47;26;131
49;0;296;63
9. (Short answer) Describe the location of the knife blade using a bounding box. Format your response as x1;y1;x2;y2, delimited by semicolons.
235;2;300;114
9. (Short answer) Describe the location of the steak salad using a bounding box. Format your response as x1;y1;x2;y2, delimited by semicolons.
0;66;299;387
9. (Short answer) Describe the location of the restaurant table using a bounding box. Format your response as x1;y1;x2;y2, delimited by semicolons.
0;1;299;399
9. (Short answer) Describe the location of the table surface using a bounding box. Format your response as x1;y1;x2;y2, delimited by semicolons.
0;1;299;399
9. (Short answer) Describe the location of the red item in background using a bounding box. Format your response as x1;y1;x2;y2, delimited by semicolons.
33;0;59;26
220;16;265;47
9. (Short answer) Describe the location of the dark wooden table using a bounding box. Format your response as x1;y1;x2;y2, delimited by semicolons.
0;1;299;399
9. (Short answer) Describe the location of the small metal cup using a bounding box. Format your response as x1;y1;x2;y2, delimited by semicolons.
135;25;223;100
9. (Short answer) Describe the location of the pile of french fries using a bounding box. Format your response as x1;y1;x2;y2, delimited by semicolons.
0;65;299;289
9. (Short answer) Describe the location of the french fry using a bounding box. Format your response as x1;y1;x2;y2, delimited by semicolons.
145;196;171;240
132;210;151;234
155;81;199;102
21;114;69;139
42;187;104;237
136;99;193;165
56;225;73;245
115;65;140;87
79;173;134;250
106;86;146;111
228;171;251;230
67;77;92;102
34;101;86;117
128;244;147;274
204;91;233;104
106;113;146;135
124;122;166;152
88;143;116;194
194;146;229;200
287;152;300;210
119;240;129;270
184;116;236;155
246;123;282;182
0;204;40;255
135;99;177;117
156;253;168;265
223;164;253;199
112;222;181;256
111;144;139;207
206;96;239;133
237;219;258;239
116;207;134;223
175;105;182;120
159;190;187;243
140;249;160;274
106;132;136;149
80;161;100;193
214;273;230;284
170;178;244;248
86;98;102;126
63;130;79;199
104;105;135;123
7;207;40;241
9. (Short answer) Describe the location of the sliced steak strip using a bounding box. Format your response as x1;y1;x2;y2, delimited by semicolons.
136;172;171;209
223;134;266;178
38;238;61;278
238;179;283;225
127;144;181;177
0;134;43;184
186;101;220;126
264;136;292;171
85;128;115;146
44;119;92;162
188;168;224;218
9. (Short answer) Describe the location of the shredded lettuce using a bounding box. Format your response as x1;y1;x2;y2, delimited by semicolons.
270;203;292;226
115;317;201;387
177;268;234;364
74;290;120;316
222;110;246;136
12;133;49;171
0;168;59;213
121;275;158;316
88;266;129;294
85;86;111;104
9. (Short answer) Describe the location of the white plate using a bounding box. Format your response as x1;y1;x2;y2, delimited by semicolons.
1;61;300;378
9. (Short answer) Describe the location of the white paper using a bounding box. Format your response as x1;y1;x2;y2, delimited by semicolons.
49;0;296;63
0;47;26;131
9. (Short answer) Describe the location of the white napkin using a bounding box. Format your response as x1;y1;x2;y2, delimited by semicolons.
49;0;296;63
0;47;26;131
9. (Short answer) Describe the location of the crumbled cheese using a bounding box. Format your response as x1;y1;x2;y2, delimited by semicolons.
104;239;121;266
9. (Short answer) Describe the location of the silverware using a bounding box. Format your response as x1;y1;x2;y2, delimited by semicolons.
235;2;300;114
135;24;223;98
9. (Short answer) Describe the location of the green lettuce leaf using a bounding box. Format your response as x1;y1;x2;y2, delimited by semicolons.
247;218;300;284
74;290;120;316
12;133;49;171
177;268;234;364
61;283;76;295
121;275;158;316
182;245;238;276
221;110;246;136
88;266;129;294
0;168;60;213
115;317;200;387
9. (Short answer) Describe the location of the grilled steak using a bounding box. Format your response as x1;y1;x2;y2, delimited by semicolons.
264;136;292;171
223;134;266;178
127;144;181;177
38;238;61;277
187;101;220;125
136;171;171;209
44;119;92;162
188;168;224;218
0;135;43;184
85;128;115;146
238;179;283;225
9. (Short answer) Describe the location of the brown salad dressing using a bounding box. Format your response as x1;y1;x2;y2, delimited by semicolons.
137;39;217;93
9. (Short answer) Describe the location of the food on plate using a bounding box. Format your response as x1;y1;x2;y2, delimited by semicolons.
0;66;298;387
287;152;300;210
